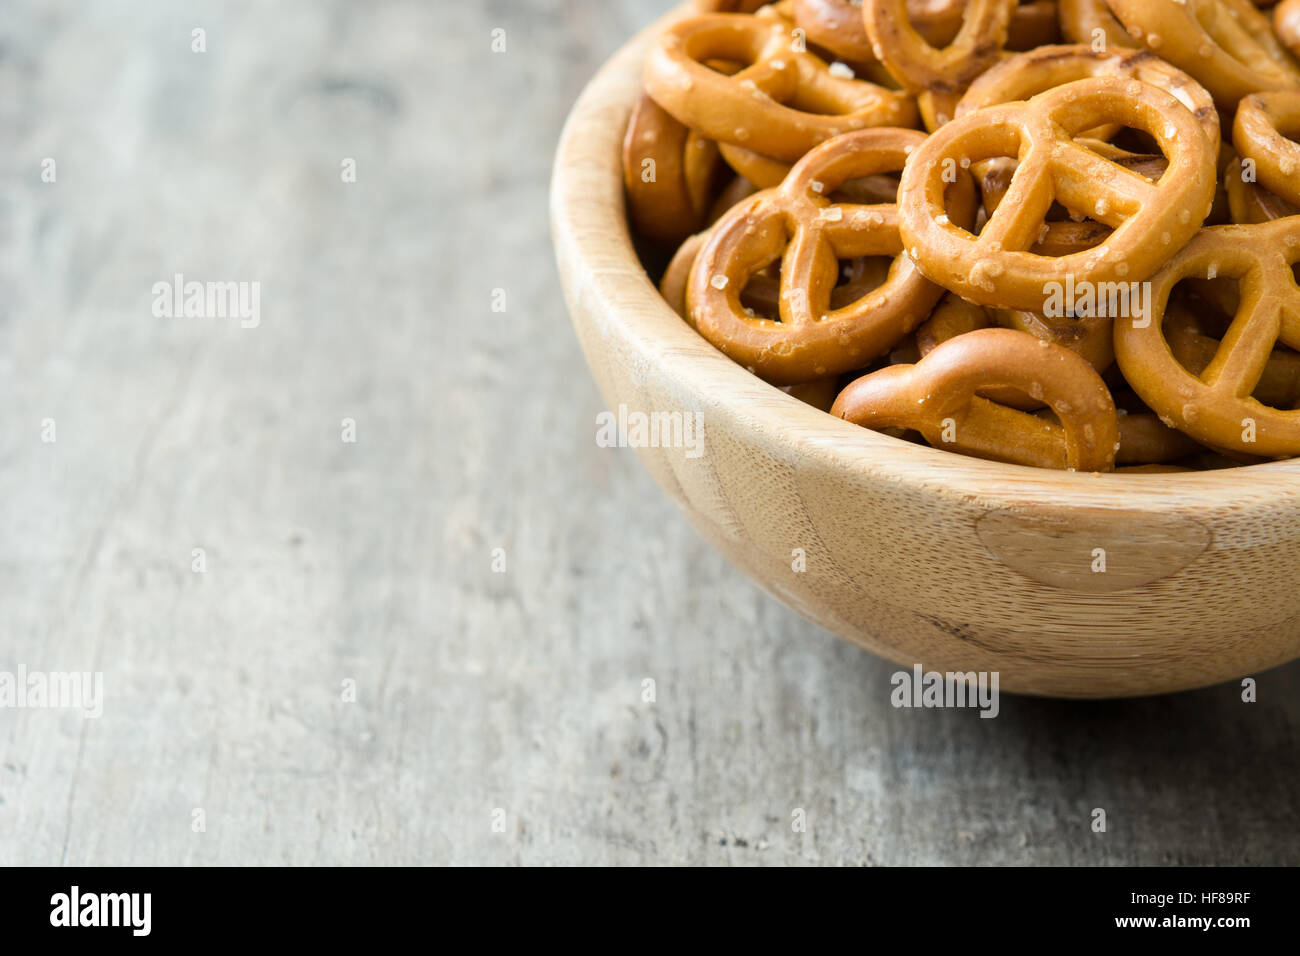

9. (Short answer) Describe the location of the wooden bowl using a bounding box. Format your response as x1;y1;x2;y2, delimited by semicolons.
550;7;1300;698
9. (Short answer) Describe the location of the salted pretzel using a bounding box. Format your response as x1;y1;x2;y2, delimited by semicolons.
957;45;1221;152
917;296;1114;372
663;226;892;318
1279;0;1300;61
1164;297;1300;410
831;327;1120;471
897;77;1217;310
622;94;727;244
1058;0;1130;50
912;297;1041;408
978;152;1171;257
1032;396;1199;464
1114;219;1300;459
716;139;909;206
1233;92;1300;208
955;45;1218;252
687;127;976;384
914;294;1114;408
643;14;917;163
861;0;1016;129
1105;0;1300;107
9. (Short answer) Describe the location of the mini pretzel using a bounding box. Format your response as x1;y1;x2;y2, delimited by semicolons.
1278;0;1300;61
793;0;1057;66
831;327;1119;471
622;94;726;244
716;141;903;201
897;76;1217;310
716;142;909;232
663;227;892;318
1164;297;1300;410
1105;0;1300;107
1233;92;1300;208
1034;396;1199;464
1058;0;1130;51
687;127;976;384
917;296;1115;373
977;145;1173;257
1114;219;1300;459
643;13;918;163
862;0;1016;128
957;45;1220;152
912;296;1038;409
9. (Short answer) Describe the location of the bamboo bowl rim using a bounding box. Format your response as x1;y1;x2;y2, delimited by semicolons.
550;5;1300;516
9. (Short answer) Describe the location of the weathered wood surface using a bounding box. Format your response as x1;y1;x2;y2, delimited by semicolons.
0;0;1296;865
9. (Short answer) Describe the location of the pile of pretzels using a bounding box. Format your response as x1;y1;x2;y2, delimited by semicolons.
623;0;1300;472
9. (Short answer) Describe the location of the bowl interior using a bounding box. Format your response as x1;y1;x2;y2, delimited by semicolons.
551;5;1300;509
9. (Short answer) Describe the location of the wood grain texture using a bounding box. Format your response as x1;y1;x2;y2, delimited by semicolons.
0;0;1297;867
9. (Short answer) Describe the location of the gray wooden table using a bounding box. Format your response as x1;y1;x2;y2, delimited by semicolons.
2;0;1297;866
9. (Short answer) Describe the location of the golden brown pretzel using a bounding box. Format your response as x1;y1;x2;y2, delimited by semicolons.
997;308;1115;374
1233;92;1300;207
793;0;1058;65
622;94;726;244
914;294;1114;410
898;77;1217;310
1163;297;1300;409
687;127;976;384
957;46;1217;253
1033;396;1200;464
1114;218;1300;458
1059;0;1131;51
862;0;1016;128
1104;0;1300;106
716;142;797;189
831;327;1120;471
1278;0;1300;60
974;144;1181;260
664;226;893;319
957;44;1221;153
915;294;992;357
716;140;906;208
917;297;1115;372
643;13;918;162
